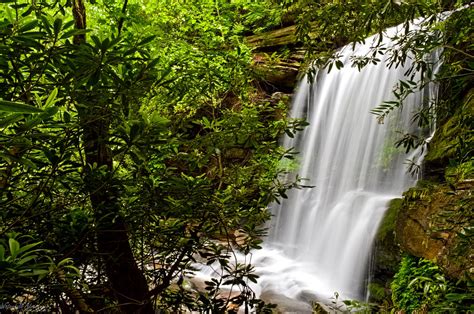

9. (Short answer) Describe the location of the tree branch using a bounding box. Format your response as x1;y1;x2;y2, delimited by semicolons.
117;0;129;36
72;0;87;45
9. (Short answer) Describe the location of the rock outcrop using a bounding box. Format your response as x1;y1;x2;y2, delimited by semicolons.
396;179;473;280
246;25;306;93
371;199;403;292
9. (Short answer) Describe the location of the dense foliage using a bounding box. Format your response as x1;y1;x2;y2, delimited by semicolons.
0;0;472;312
391;255;473;312
0;0;300;312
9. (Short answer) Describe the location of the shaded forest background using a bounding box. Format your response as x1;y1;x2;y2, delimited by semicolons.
0;0;472;312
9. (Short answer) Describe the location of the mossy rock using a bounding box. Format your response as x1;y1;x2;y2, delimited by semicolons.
424;90;474;179
394;90;473;279
376;198;403;242
425;114;462;161
367;282;387;303
370;198;404;301
395;180;473;280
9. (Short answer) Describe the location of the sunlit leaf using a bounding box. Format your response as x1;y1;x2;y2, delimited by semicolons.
0;100;43;113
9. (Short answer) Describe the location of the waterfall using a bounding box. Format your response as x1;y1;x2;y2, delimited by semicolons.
251;21;441;305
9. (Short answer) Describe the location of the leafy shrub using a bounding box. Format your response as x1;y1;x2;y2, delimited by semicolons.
0;233;79;306
391;255;474;313
391;255;448;312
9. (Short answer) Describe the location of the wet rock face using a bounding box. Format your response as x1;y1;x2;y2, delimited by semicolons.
395;180;473;280
396;185;446;260
372;199;403;282
371;176;473;303
424;89;474;181
370;198;403;303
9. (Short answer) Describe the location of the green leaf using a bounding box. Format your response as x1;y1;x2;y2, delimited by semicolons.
91;35;101;48
31;269;49;276
17;241;41;256
21;5;34;17
11;35;44;49
18;157;38;169
63;20;75;30
1;151;34;170
16;254;37;266
64;264;80;274
445;293;472;301
137;35;156;46
19;31;44;39
0;113;23;128
19;20;38;32
63;110;71;123
45;88;58;107
0;245;5;261
21;106;59;131
130;122;140;141
148;112;170;126
40;15;52;36
57;258;72;267
9;238;20;258
60;28;90;39
0;100;43;113
53;18;62;36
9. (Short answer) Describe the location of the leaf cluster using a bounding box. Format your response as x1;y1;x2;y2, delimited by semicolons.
391;255;473;312
0;0;300;311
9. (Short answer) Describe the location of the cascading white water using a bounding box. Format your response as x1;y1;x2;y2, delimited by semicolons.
249;21;441;305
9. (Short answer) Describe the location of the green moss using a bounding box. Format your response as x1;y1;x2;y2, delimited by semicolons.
368;283;386;303
415;179;437;189
377;198;402;241
371;198;403;290
425;89;474;165
425;115;461;162
445;160;474;185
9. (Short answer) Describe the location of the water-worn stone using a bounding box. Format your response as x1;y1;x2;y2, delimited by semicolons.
259;291;315;313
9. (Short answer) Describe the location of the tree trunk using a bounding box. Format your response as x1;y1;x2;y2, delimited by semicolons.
81;112;153;313
72;1;153;312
